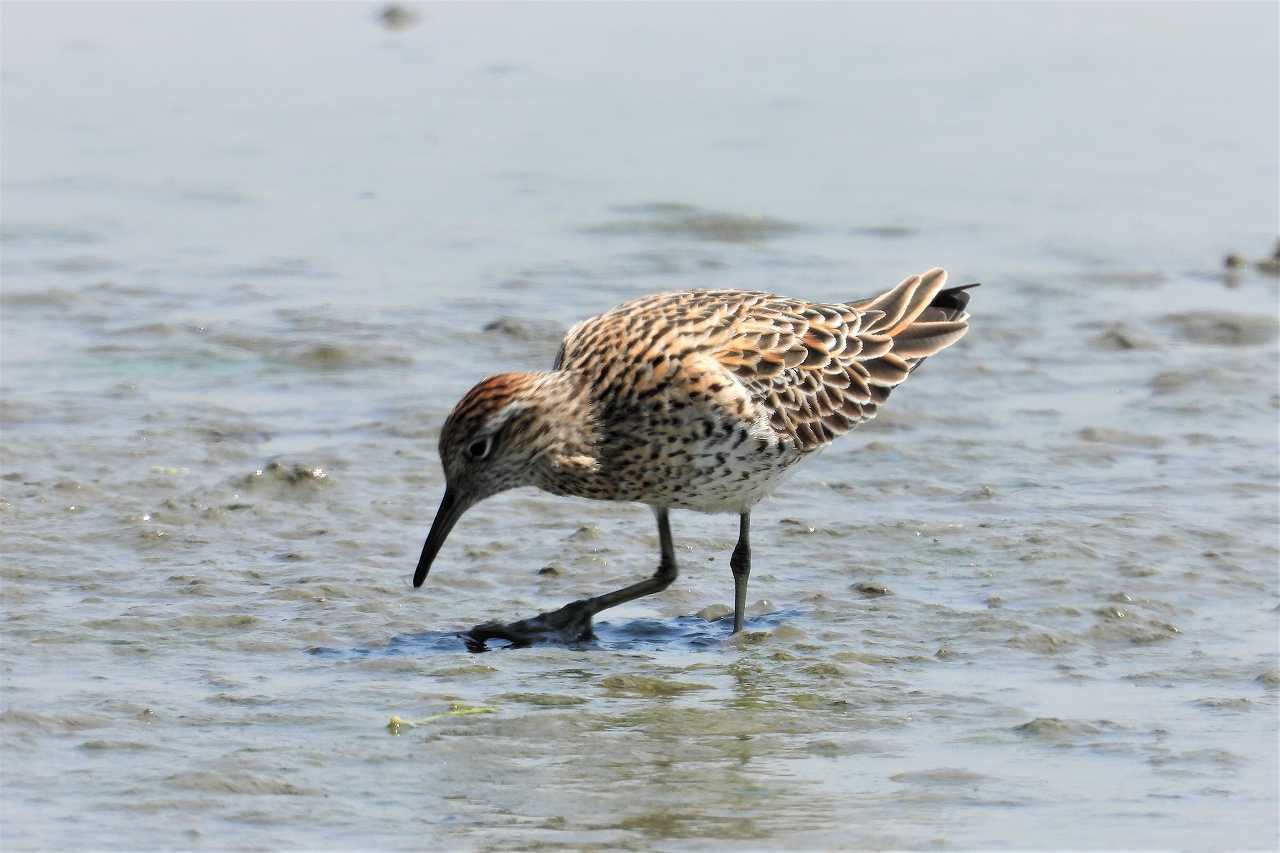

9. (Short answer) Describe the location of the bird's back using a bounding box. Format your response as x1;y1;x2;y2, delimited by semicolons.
545;269;972;512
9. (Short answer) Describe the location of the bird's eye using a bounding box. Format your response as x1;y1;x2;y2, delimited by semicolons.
465;436;493;461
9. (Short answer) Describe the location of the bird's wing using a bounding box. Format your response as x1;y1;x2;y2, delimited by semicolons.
553;271;969;451
554;290;778;422
713;268;970;450
555;289;753;374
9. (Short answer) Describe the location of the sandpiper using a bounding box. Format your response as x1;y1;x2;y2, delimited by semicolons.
413;268;975;646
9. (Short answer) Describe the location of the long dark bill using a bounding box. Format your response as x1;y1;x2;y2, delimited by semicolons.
413;488;465;587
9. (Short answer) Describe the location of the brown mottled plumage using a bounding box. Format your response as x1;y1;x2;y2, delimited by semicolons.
415;268;975;645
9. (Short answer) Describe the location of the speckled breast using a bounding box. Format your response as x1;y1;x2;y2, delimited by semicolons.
580;393;808;513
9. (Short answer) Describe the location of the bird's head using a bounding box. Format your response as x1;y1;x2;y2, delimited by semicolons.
412;371;594;587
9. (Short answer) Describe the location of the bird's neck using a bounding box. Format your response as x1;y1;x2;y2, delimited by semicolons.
524;370;602;495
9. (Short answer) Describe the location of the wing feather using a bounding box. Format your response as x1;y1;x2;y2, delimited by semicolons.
554;270;971;453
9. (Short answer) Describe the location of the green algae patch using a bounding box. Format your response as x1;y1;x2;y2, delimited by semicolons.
726;630;772;647
832;651;899;666
386;703;495;734
771;623;807;642
496;692;587;707
789;692;847;711
607;705;818;737
802;662;846;678
428;663;498;678
587;204;803;244
599;674;711;696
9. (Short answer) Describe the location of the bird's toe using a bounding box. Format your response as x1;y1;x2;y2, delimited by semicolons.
462;600;596;649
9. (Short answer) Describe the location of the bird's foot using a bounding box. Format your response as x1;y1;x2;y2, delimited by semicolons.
462;598;596;651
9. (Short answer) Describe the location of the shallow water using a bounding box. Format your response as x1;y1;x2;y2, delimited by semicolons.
2;3;1278;850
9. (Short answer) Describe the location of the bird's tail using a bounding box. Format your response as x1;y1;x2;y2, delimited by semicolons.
848;268;976;388
919;281;977;323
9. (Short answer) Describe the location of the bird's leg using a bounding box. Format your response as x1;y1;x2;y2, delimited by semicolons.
576;507;679;615
730;512;751;633
463;508;680;649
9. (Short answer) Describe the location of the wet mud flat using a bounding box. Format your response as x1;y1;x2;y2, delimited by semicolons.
3;2;1279;849
2;234;1276;849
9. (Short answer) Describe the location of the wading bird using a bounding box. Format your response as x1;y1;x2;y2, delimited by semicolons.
413;268;975;646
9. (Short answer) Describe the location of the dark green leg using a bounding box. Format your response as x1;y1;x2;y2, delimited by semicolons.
577;507;679;613
730;512;751;633
465;508;679;648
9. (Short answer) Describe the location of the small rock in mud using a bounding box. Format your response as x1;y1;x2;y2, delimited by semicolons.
1089;618;1181;645
1225;240;1280;275
1014;717;1101;740
481;317;564;343
1090;325;1159;351
696;603;731;621
852;582;891;598
1007;632;1072;654
537;565;561;577
294;344;351;368
378;4;417;30
243;461;329;487
782;523;818;535
962;484;997;500
566;524;600;541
